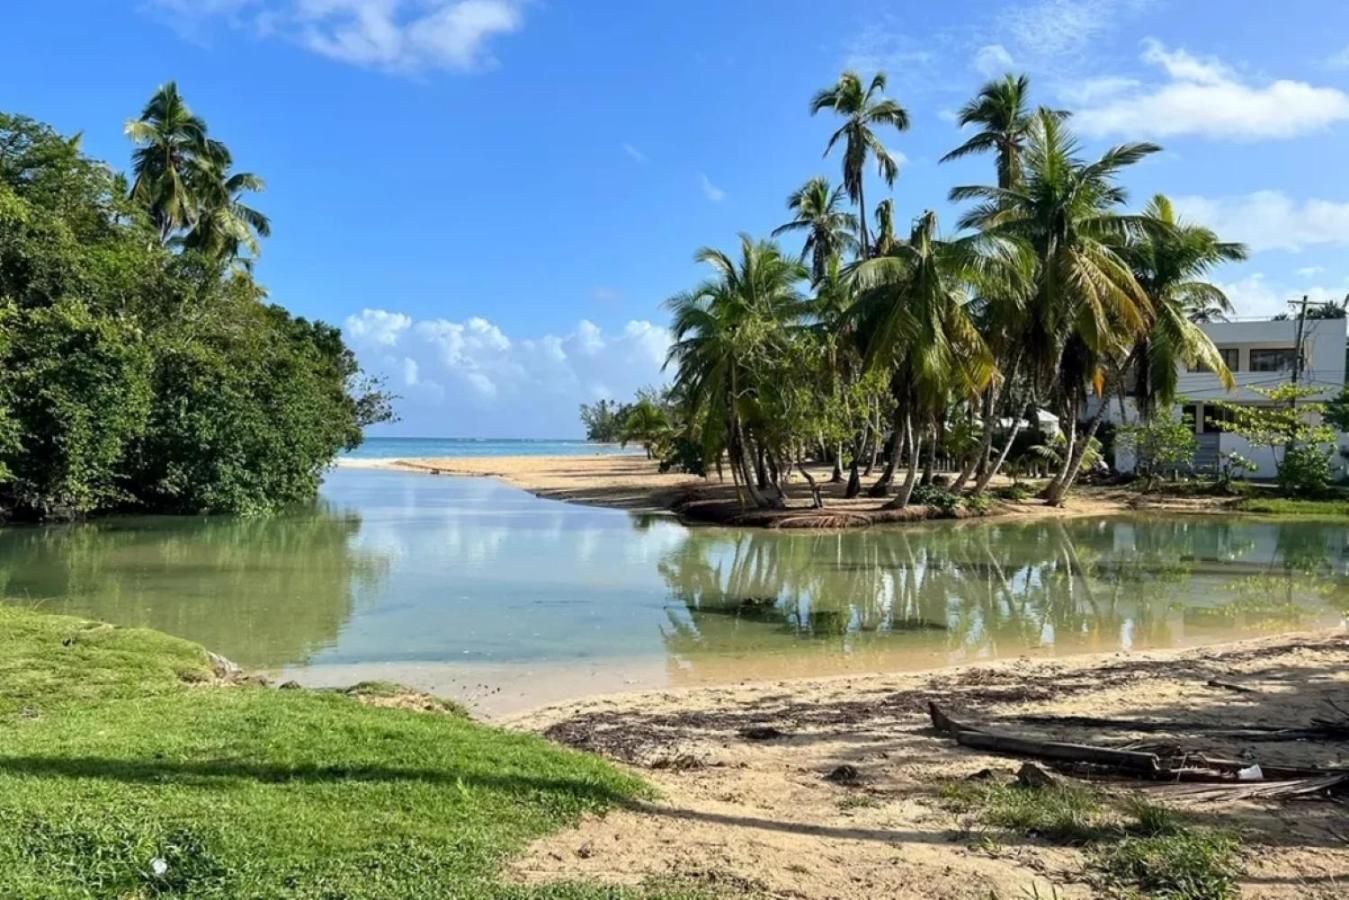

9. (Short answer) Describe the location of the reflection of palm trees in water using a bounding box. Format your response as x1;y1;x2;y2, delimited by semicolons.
653;517;1347;672
0;502;390;668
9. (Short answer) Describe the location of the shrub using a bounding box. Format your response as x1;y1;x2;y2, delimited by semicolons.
1276;444;1332;498
992;483;1033;502
963;493;991;514
910;483;960;514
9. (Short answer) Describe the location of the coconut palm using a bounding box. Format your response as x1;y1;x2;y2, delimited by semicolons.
953;109;1160;503
181;147;271;269
771;177;858;283
810;71;909;259
939;74;1042;190
872;198;898;256
665;236;810;508
126;83;267;266
851;211;996;507
125;82;217;241
1125;194;1247;419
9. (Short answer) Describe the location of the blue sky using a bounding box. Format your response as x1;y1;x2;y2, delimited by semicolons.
6;1;1349;437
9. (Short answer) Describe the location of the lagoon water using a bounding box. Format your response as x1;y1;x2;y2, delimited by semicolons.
2;467;1346;714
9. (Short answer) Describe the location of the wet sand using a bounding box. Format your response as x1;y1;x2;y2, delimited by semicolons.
337;454;1237;523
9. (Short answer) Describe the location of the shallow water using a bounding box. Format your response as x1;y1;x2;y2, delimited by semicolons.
2;468;1346;714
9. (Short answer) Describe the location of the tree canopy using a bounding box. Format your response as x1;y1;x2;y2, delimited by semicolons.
0;101;390;521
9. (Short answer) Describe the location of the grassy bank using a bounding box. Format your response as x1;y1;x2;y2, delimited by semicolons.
1233;496;1349;518
0;606;654;897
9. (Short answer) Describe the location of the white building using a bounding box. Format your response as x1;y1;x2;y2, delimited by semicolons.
1102;317;1348;477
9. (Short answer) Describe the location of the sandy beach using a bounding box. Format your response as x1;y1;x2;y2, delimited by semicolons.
336;454;1348;897
337;453;1237;524
505;631;1349;898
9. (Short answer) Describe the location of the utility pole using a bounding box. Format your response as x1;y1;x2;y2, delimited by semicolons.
1290;294;1310;413
1291;294;1310;389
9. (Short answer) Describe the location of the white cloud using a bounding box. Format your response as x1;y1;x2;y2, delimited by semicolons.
972;44;1015;78
343;307;410;345
1219;273;1349;319
621;143;648;164
1075;39;1349;139
144;0;524;73
1172;191;1349;252
699;172;726;203
997;0;1148;62
343;309;671;436
1298;266;1327;278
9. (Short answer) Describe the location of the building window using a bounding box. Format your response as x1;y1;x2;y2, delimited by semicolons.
1203;405;1236;434
1189;347;1240;373
1249;348;1297;372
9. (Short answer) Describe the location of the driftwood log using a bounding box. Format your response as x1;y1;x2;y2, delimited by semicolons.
927;702;1349;797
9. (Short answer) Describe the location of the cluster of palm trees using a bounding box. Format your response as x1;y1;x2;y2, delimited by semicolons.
662;71;1246;511
124;82;269;268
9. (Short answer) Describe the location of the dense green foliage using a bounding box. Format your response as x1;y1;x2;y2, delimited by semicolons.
592;69;1253;511
0;606;647;897
0;101;389;520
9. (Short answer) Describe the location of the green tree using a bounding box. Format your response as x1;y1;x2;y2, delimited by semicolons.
1214;384;1337;496
954;109;1160;504
125;82;267;266
810;71;909;259
1124;194;1245;419
1117;411;1199;487
0;110;388;520
852;211;996;507
665;235;810;508
939;74;1039;190
771;176;857;283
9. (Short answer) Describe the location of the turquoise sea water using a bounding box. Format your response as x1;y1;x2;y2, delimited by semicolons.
342;436;640;459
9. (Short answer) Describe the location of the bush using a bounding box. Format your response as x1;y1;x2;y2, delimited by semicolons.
963;493;992;514
910;483;960;514
1277;444;1332;498
992;483;1033;502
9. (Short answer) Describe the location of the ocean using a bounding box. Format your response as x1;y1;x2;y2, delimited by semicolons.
341;437;641;459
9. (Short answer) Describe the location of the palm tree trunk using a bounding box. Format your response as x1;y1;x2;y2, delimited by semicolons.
951;385;998;493
868;425;900;497
856;179;870;259
887;411;921;509
1044;382;1118;506
972;401;1032;495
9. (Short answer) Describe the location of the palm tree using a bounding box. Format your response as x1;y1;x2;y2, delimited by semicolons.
126;82;268;266
872;199;898;256
125;82;214;241
939;75;1041;190
181;146;271;269
953;109;1160;503
665;236;809;508
771;177;858;283
1126;194;1246;419
851;211;996;507
811;71;909;259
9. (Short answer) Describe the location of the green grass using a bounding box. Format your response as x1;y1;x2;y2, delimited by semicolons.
0;606;660;898
939;780;1241;899
1233;496;1349;517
